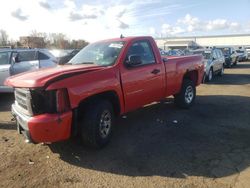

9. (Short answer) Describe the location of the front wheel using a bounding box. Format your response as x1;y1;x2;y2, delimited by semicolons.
79;100;114;148
207;68;213;82
174;79;196;109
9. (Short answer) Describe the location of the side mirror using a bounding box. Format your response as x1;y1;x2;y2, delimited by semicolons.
12;56;20;63
126;55;142;67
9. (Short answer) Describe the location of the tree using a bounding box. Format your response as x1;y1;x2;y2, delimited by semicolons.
28;31;89;49
0;30;9;46
70;39;88;49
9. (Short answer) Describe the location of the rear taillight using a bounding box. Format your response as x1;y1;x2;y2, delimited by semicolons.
56;89;70;113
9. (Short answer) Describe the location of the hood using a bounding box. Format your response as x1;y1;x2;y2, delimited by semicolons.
5;64;105;88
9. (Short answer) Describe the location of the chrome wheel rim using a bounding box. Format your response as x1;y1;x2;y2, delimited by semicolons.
99;110;112;138
208;69;213;81
185;86;194;104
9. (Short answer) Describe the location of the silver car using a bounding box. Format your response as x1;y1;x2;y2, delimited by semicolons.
192;48;225;82
0;49;57;93
236;48;248;62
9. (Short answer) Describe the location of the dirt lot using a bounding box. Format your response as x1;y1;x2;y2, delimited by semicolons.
0;62;250;188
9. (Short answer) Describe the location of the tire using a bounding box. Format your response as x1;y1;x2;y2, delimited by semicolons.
218;65;224;76
227;62;232;68
174;79;196;109
206;68;213;82
79;100;114;148
233;58;238;66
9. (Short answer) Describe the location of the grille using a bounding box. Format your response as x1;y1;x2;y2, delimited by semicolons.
14;88;33;116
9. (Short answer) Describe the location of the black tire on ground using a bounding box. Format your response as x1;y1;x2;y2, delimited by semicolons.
79;100;114;148
233;58;238;66
218;65;224;77
174;79;196;109
206;68;213;82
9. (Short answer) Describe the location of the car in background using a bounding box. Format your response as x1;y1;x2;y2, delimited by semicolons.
244;46;250;60
217;47;238;67
192;48;225;82
0;49;57;93
159;48;168;56
167;49;185;56
236;48;248;62
50;49;80;65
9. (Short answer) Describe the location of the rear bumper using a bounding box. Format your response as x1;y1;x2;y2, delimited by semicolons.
12;104;72;143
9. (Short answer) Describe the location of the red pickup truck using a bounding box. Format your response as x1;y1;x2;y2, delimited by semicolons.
5;36;204;148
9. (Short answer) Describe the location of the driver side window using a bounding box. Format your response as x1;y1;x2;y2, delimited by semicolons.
0;52;11;65
126;41;156;66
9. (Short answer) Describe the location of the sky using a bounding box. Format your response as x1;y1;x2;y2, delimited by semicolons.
0;0;250;42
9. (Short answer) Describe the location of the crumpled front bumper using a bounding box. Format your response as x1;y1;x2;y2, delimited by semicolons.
12;104;73;143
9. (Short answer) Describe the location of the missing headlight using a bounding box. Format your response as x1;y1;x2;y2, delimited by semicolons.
30;89;57;115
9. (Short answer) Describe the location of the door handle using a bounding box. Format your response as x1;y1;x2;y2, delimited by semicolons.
151;69;160;75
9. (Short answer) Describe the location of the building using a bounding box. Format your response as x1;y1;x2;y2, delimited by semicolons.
155;34;250;50
19;36;45;48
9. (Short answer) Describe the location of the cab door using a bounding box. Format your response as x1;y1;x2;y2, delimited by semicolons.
120;40;165;112
10;50;39;75
0;51;11;87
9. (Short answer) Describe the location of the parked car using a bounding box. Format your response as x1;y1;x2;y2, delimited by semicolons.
167;49;185;56
236;48;248;62
192;48;225;82
61;49;80;65
6;36;204;148
245;46;250;60
50;49;80;65
217;47;238;67
159;48;168;56
0;49;57;93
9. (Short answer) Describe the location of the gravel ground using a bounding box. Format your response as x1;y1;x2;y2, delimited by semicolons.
0;62;250;188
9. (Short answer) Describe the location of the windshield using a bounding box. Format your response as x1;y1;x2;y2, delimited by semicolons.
236;50;243;53
69;41;125;66
219;48;231;55
193;51;211;59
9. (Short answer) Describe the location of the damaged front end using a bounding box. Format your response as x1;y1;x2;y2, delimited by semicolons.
12;88;72;143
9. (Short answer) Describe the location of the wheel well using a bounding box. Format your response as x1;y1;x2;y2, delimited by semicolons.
77;91;121;117
183;70;198;85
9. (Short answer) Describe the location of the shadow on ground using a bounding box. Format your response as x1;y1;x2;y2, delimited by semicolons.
232;62;250;69
0;93;14;112
0;122;16;130
206;73;250;85
50;95;250;179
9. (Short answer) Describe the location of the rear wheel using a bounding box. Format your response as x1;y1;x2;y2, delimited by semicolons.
79;100;114;148
174;79;196;109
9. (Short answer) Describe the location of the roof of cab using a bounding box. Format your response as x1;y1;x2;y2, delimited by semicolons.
95;36;154;43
